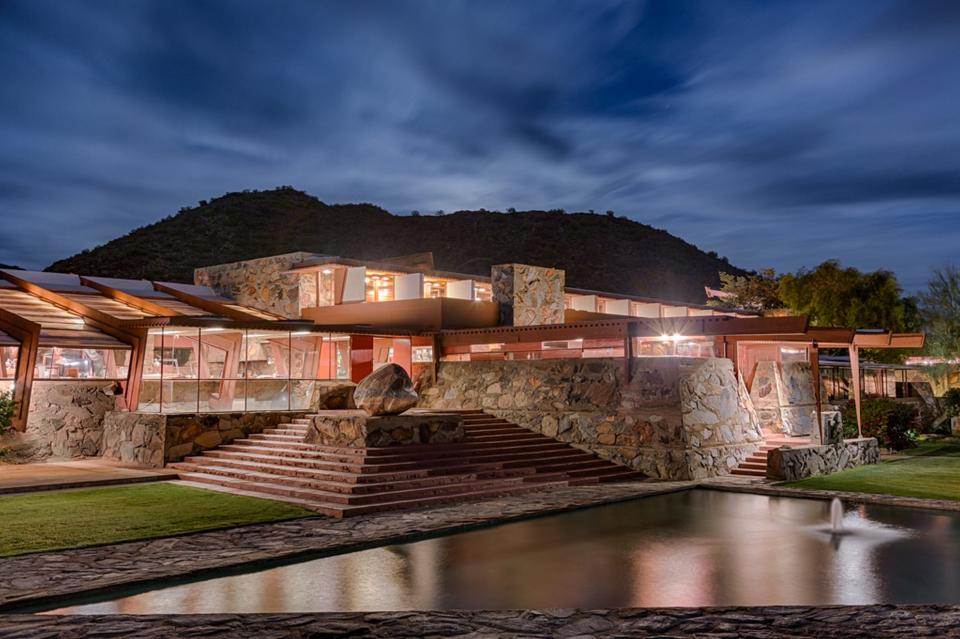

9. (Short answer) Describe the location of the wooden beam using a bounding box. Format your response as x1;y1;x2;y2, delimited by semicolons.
152;282;264;322
0;308;40;431
849;344;863;438
79;277;178;317
0;270;147;411
809;342;823;443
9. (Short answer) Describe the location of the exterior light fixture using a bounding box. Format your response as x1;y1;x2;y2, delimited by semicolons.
321;268;333;275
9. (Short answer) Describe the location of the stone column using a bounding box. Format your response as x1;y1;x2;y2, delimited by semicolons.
490;263;565;326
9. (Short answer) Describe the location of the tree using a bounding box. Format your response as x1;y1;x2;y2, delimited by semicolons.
778;260;920;363
778;260;919;332
919;265;960;380
707;268;783;312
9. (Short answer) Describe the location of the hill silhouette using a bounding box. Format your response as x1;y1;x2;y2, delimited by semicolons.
47;187;745;303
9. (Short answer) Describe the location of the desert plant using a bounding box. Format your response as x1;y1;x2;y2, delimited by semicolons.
842;398;919;451
0;390;15;436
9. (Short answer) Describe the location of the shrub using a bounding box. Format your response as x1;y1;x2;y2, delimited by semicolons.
943;388;960;418
0;390;15;436
841;398;919;451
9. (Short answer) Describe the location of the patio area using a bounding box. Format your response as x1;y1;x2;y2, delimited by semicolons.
0;460;174;495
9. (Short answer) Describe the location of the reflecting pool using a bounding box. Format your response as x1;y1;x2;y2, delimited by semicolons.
48;490;960;613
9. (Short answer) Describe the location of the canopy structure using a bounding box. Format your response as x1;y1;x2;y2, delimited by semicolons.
0;269;334;430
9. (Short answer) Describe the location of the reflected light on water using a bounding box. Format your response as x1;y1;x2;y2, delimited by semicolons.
47;490;960;614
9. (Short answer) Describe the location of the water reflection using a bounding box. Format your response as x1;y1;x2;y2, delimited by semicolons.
47;490;960;614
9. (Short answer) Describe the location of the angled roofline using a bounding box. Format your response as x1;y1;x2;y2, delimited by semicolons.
152;282;265;322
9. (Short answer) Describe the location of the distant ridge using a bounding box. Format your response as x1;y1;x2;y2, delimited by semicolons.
47;187;746;303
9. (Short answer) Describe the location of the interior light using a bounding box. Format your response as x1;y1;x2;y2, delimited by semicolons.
321;269;333;275
291;330;312;336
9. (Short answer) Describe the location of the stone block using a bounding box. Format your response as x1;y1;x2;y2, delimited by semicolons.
767;438;880;481
304;410;464;448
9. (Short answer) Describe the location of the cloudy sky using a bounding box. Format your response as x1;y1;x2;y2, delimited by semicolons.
1;0;958;291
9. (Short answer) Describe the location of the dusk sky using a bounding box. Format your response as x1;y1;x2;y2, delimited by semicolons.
1;0;958;291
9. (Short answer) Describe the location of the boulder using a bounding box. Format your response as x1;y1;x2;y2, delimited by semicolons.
353;364;419;416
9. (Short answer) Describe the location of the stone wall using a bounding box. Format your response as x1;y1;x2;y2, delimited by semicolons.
748;360;818;436
102;411;306;467
419;357;763;480
194;251;315;319
767;438;880;481
748;361;781;430
23;381;118;459
305;410;464;448
490;263;565;326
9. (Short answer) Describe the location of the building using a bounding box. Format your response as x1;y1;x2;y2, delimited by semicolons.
0;252;924;480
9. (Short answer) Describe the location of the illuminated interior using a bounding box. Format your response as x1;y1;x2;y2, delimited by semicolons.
138;328;351;414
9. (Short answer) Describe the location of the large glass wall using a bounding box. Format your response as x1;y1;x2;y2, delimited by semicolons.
34;347;131;379
139;328;350;414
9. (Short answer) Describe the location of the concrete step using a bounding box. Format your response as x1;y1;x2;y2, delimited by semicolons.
174;467;548;507
730;468;766;477
175;409;645;517
176;456;540;494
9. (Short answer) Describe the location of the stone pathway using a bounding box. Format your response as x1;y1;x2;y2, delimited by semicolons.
3;605;960;637
0;460;174;495
0;480;690;612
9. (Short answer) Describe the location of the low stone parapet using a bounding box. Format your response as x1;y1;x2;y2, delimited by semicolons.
766;438;880;481
304;410;465;448
102;411;307;468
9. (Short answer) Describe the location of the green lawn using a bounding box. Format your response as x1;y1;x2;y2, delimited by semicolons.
782;439;960;501
0;482;314;557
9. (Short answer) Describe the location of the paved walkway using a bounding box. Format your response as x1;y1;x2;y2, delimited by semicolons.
4;605;959;637
0;460;174;495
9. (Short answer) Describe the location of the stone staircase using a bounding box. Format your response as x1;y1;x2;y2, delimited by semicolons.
730;432;804;478
169;410;646;517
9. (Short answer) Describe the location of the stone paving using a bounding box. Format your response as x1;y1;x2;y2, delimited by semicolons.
3;605;960;638
0;480;691;612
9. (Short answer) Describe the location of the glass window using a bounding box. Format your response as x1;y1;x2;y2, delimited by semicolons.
412;346;434;363
780;346;808;362
244;331;290;379
200;328;245;412
138;329;164;413
1;345;18;380
298;272;318;309
35;347;130;379
318;269;336;307
365;273;395;302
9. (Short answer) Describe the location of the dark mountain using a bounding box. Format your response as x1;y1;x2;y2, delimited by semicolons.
47;187;746;303
0;264;22;270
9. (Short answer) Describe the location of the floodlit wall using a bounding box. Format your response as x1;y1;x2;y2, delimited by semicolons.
24;381;117;458
419;357;764;480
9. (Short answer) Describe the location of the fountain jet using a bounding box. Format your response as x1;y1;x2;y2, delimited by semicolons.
830;497;844;534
